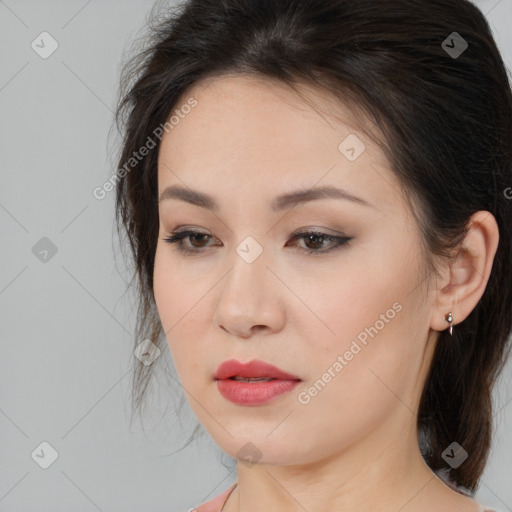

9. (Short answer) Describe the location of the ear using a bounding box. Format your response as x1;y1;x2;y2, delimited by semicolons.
430;211;500;333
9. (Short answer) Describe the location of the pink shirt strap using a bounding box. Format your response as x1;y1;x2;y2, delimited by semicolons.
193;482;238;512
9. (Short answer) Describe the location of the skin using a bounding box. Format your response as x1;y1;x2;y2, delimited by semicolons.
152;74;499;512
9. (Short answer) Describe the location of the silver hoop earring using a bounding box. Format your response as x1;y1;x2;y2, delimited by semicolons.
445;312;453;336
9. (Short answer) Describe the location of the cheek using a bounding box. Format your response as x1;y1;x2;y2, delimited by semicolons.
291;243;422;392
153;250;175;331
153;246;203;330
292;295;413;445
288;258;404;353
153;251;187;358
153;248;213;378
320;237;422;348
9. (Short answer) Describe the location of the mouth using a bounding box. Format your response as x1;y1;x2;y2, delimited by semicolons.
214;358;302;382
214;359;301;405
227;376;284;382
216;376;301;406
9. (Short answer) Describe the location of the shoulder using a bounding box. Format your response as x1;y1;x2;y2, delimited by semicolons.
433;472;499;512
193;482;238;512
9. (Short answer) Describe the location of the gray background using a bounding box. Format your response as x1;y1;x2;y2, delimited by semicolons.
0;1;511;511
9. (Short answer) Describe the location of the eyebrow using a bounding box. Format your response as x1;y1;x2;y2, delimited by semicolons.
158;184;375;211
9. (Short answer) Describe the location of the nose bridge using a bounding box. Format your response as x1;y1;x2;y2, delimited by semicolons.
222;240;271;312
213;239;285;336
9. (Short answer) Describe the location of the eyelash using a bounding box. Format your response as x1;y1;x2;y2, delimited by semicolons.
162;229;352;256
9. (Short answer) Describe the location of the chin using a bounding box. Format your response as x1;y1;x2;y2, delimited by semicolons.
210;431;311;467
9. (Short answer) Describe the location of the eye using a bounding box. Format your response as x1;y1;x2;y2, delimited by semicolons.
162;228;352;256
163;229;217;254
286;230;352;255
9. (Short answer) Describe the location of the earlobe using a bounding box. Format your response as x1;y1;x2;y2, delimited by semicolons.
430;211;500;334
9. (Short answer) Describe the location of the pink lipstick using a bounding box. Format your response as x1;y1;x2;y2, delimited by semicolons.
214;359;301;406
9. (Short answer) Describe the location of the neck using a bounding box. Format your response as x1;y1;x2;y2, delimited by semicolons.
223;417;477;512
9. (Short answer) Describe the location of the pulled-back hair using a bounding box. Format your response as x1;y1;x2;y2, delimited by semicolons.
114;0;512;493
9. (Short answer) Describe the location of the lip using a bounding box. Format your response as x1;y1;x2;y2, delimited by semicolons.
214;359;301;381
214;359;302;406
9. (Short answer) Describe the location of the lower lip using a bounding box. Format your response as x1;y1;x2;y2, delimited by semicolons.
216;378;301;405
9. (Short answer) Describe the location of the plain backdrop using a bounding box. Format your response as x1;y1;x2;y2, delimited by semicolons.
1;1;511;511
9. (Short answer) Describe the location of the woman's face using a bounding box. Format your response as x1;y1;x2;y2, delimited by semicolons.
153;75;438;466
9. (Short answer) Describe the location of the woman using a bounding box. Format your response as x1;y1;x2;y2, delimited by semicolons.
114;0;512;510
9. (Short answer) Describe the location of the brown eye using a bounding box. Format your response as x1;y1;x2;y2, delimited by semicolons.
163;229;217;254
287;231;352;254
303;233;327;250
187;232;211;247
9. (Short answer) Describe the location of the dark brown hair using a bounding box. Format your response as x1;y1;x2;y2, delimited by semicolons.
114;0;512;493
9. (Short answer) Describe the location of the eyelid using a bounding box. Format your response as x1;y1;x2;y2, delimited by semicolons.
289;226;349;237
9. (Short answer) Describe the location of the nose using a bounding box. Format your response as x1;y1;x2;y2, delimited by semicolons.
212;248;286;339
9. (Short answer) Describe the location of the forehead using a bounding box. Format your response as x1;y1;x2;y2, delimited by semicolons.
157;74;403;213
161;73;376;153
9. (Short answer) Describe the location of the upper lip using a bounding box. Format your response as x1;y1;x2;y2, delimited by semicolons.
214;359;301;380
